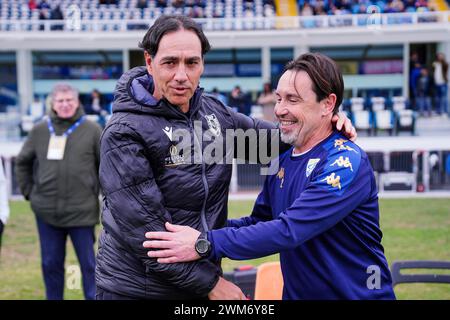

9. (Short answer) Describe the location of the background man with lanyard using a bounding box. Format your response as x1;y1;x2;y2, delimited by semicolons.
15;83;102;300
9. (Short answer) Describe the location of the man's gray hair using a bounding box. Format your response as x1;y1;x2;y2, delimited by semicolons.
50;83;79;101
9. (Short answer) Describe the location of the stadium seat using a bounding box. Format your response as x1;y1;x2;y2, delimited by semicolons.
370;96;386;112
374;109;395;136
254;261;284;300
391;96;415;135
350;97;365;112
396;109;416;135
391;260;450;287
392;96;407;112
353;110;373;136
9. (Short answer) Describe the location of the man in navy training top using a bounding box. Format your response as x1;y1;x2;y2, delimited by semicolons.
143;52;396;300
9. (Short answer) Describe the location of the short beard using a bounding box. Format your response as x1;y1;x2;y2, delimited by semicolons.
280;127;301;146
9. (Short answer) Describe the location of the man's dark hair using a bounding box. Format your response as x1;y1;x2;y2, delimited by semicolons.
139;15;211;57
285;52;344;114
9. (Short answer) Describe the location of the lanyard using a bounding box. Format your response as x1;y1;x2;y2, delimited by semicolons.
47;116;85;137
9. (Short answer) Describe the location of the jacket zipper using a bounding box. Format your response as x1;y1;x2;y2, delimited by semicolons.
188;117;209;233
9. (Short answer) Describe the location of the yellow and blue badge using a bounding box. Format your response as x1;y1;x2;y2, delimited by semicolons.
306;158;320;177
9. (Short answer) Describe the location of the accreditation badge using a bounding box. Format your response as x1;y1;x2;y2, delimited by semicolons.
47;135;67;160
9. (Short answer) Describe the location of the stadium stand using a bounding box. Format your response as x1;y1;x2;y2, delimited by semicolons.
0;0;446;32
296;0;434;15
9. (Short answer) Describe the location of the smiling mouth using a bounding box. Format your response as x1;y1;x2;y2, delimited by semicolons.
279;119;297;126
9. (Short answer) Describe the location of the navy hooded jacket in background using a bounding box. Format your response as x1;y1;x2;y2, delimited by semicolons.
208;132;396;300
95;66;280;299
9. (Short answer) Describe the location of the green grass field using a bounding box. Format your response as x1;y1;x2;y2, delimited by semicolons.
0;198;449;300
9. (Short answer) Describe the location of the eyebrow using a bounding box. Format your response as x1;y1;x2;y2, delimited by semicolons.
160;56;202;63
287;93;302;100
275;91;303;101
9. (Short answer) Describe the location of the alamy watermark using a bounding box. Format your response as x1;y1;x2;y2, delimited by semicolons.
166;121;280;175
66;264;81;290
366;265;381;290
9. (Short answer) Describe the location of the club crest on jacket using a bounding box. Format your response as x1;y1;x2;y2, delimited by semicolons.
205;114;221;137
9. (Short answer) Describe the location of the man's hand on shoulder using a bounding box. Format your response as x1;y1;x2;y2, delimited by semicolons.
332;112;357;141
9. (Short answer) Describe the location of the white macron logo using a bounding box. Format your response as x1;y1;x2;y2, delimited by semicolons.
162;126;173;141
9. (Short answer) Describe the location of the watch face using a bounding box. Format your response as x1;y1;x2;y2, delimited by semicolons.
196;239;210;254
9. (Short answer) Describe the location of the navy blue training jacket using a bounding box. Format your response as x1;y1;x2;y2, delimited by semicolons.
209;132;396;300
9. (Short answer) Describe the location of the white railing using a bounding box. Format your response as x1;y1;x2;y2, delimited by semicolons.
0;11;449;32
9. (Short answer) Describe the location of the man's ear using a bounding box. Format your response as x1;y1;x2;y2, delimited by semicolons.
144;51;153;75
322;94;337;117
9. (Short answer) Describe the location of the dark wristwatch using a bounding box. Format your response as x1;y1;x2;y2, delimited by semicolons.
195;232;211;258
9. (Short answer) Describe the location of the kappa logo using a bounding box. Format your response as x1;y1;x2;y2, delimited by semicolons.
330;156;353;171
162;126;173;141
306;158;320;177
205;114;221;137
322;172;342;190
334;138;358;154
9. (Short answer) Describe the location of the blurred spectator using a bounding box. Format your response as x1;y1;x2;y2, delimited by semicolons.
257;82;277;122
28;0;37;10
39;8;50;31
137;0;148;9
50;5;64;31
301;2;314;16
173;0;185;9
86;89;108;116
416;67;432;117
229;85;250;115
15;83;102;300
186;0;205;7
50;5;63;20
432;52;449;116
299;0;430;16
156;0;167;8
37;0;51;10
211;87;228;105
415;0;428;9
0;162;9;257
410;61;422;110
99;0;118;4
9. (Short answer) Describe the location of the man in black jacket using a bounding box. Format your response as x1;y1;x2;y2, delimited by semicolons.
95;15;355;300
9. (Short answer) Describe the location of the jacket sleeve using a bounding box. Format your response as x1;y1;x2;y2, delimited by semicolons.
100;122;220;296
15;128;37;200
209;151;372;261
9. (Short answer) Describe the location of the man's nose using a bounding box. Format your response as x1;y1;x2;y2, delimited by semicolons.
174;64;188;82
274;101;287;117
